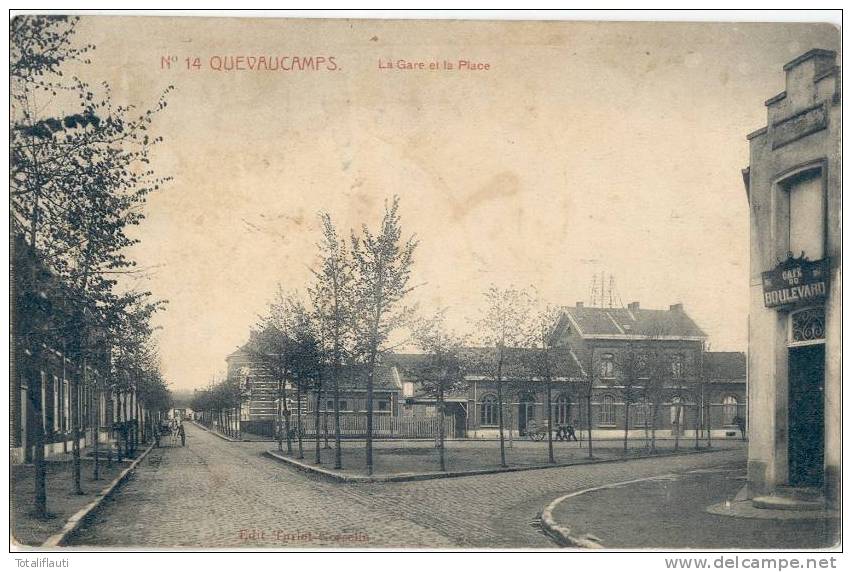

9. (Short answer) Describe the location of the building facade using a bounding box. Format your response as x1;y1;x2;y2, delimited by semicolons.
391;302;746;440
10;236;147;464
743;49;841;507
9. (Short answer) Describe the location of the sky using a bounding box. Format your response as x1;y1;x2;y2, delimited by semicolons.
57;16;839;391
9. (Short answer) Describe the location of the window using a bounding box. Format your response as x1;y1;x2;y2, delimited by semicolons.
53;375;60;432
670;396;684;425
791;307;825;343
600;394;615;425
599;353;615;378
722;395;739;426
636;354;649;378
634;398;652;427
787;170;825;260
670;355;684;379
480;394;498;426
378;399;390;412
338;400;348;412
553;394;571;425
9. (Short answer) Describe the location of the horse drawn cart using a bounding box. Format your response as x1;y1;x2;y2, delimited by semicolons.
155;419;185;447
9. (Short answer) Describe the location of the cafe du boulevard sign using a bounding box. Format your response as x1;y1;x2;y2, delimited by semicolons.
762;255;828;308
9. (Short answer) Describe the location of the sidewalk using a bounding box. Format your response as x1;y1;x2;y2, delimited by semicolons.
542;462;840;549
11;443;148;547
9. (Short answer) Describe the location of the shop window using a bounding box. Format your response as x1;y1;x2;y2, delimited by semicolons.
480;394;498;426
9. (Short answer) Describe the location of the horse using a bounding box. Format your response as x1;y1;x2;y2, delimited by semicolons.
168;419;179;446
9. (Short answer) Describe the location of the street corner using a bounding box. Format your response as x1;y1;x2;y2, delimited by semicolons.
540;464;839;549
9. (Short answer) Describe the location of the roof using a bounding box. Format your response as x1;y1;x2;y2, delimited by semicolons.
703;351;746;382
389;347;586;385
331;364;401;392
556;305;706;340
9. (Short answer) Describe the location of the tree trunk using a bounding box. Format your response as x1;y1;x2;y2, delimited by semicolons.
296;381;304;459
365;353;376;475
623;402;630;454
276;379;284;452
323;407;330;449
545;381;554;464
92;384;100;480
31;356;47;518
333;368;342;469
674;401;681;451
124;390;131;456
72;369;83;494
705;389;712;449
586;391;593;459
650;402;659;453
495;346;507;467
314;380;323;464
115;391;124;462
438;388;446;472
106;391;113;467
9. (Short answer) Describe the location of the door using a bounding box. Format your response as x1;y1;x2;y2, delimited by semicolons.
788;344;825;487
518;393;535;436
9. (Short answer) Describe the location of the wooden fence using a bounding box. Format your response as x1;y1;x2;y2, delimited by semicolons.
240;414;455;439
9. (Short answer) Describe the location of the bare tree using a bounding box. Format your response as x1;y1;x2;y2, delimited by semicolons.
350;197;417;476
609;343;643;455
475;286;534;467
525;297;562;464
309;213;354;469
410;312;468;472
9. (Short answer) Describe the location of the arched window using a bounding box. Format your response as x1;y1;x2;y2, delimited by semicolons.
553;394;571;425
599;353;615;379
670;396;684;425
480;394;498;426
634;398;652;427
722;395;739;426
600;394;615;425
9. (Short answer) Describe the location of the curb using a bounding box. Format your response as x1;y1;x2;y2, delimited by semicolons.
41;442;156;548
539;473;685;549
265;446;731;484
191;421;238;442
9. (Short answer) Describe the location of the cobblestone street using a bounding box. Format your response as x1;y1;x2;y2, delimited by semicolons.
67;423;746;548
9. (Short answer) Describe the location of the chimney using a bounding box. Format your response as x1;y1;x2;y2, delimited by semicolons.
669;303;683;312
576;301;584;308
627;301;640;312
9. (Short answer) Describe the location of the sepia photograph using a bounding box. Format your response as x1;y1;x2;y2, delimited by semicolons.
7;10;842;554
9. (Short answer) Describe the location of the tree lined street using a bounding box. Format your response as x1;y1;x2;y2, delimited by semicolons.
67;422;746;548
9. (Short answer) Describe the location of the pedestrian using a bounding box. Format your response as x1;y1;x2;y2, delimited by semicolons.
179;421;186;447
566;420;579;442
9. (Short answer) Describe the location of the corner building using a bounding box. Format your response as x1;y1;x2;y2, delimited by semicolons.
743;49;840;507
